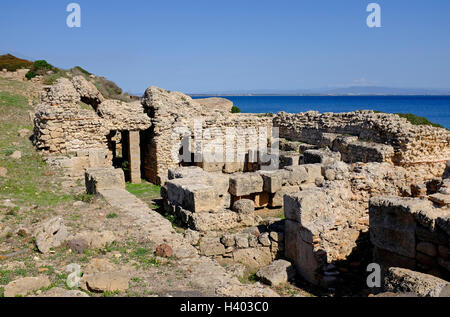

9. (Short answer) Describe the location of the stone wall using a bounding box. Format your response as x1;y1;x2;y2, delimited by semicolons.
273;110;450;170
141;86;274;185
0;68;32;81
33;77;151;177
370;196;450;281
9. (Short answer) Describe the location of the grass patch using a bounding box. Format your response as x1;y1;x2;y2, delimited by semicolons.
106;213;118;219
0;90;74;208
74;193;94;203
130;247;161;269
126;182;161;198
125;181;161;209
238;272;258;284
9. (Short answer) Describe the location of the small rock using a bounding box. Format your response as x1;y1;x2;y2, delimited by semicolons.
65;263;81;273
248;235;258;247
9;151;22;159
221;234;235;247
16;228;29;237
67;239;89;254
256;260;296;286
315;176;325;187
4;276;51;297
17;129;30;138
72;201;85;208
235;233;249;249
269;231;284;242
226;263;247;279
85;272;129;293
233;199;255;214
155;244;173;258
0;167;7;177
199;238;226;256
184;229;200;245
34;217;68;254
258;232;271;247
67;271;82;289
36;287;89;297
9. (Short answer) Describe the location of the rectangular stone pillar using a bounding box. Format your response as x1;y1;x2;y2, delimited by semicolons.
128;131;141;184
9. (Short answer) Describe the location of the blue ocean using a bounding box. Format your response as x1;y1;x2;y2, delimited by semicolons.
192;96;450;129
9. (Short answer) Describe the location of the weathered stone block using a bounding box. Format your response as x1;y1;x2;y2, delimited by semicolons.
199;238;226;256
303;149;341;165
232;247;272;269
369;197;419;258
283;165;309;185
233;199;255;214
184;183;221;213
168;166;205;180
303;164;323;183
229;173;263;196
279;151;300;168
270;186;299;208
284;220;321;285
283;190;328;226
384;267;449;297
85;167;125;195
261;171;283;193
256;260;296;286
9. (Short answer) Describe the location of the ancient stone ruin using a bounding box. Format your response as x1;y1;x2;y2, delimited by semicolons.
33;77;450;296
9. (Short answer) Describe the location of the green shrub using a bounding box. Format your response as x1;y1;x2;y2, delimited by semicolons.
25;60;57;80
72;66;91;76
395;113;444;129
231;106;241;113
25;70;36;80
372;110;444;129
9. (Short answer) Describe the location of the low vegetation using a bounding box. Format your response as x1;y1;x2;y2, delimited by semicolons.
0;54;32;72
372;110;444;128
231;105;241;113
0;54;133;101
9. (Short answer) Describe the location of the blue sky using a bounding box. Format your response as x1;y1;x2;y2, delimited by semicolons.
1;0;450;93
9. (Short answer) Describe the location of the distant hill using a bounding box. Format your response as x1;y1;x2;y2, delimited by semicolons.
190;86;450;96
0;54;33;71
0;53;136;101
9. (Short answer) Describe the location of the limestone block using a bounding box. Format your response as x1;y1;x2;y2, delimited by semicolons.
232;247;272;269
283;190;329;226
256;260;296;286
199;237;226;256
270;186;300;208
261;171;283;193
284;219;321;285
303;164;323;183
284;165;309;185
233;199;255;214
279;151;300;168
303;149;341;166
183;183;221;213
369;197;419;258
384;267;449;297
168;166;206;180
85;167;125;194
229;173;263;196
